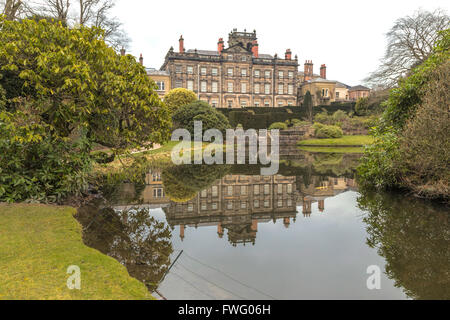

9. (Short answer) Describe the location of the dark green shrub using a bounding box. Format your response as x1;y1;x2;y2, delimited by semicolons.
92;151;115;164
313;123;343;138
172;101;231;134
0;111;92;203
358;29;450;194
269;122;288;130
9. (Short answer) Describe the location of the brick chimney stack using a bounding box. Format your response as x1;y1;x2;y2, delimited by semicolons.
304;60;313;81
120;47;126;56
139;54;143;65
285;49;292;60
217;223;224;238
218;37;224;54
252;40;259;58
319;200;325;212
180;225;185;241
179;35;185;53
320;64;327;79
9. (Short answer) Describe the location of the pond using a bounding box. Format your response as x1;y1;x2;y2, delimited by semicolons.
76;150;449;300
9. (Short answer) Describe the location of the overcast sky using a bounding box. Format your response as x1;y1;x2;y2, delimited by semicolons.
112;0;449;86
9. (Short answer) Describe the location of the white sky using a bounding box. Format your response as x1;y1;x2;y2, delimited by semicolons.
112;0;449;86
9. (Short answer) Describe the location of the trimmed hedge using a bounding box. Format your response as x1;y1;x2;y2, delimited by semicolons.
220;103;355;129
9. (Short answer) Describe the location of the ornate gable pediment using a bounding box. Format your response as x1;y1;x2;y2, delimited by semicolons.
222;43;252;55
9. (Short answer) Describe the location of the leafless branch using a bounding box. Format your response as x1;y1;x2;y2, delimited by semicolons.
365;8;449;88
1;0;23;20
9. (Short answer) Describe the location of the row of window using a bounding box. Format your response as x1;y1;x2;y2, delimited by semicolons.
208;100;294;108
199;184;293;197
187;198;294;212
178;80;294;95
176;65;294;79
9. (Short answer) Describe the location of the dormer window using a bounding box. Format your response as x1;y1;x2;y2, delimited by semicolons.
228;54;233;61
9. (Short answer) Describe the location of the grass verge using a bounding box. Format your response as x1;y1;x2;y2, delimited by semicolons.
298;146;365;154
0;204;153;300
298;135;374;147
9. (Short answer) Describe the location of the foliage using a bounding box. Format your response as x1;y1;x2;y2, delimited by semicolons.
380;29;450;131
0;108;92;203
0;18;171;202
0;18;171;149
355;97;369;116
358;190;450;299
365;9;449;88
92;151;115;164
220;103;355;130
162;164;230;203
358;29;450;197
397;60;450;199
355;90;389;116
268;122;288;130
304;90;313;122
313;123;343;139
357;129;402;190
331;109;348;122
164;88;197;114
298;135;374;146
285;118;309;128
76;204;173;293
290;119;309;127
172;100;230;135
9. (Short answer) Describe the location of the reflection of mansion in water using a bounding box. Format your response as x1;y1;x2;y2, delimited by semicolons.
141;171;357;246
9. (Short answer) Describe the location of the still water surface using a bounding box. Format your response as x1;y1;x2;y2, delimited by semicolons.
76;151;449;300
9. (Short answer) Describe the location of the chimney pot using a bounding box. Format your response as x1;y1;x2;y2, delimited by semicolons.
285;49;292;60
179;35;185;53
320;64;327;79
139;53;143;65
218;37;224;54
252;40;259;58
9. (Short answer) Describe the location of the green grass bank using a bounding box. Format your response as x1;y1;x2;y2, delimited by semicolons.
0;204;153;300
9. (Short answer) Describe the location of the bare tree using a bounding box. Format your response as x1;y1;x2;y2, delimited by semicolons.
1;0;23;20
40;0;71;24
77;0;130;49
365;9;449;88
78;0;98;25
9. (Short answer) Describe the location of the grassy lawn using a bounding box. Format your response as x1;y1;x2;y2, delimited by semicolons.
0;204;153;300
298;135;374;147
298;146;365;154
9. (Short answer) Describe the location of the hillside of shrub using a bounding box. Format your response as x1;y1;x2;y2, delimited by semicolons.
358;29;450;200
221;103;355;130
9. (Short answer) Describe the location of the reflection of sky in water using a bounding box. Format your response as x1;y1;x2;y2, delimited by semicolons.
152;191;408;300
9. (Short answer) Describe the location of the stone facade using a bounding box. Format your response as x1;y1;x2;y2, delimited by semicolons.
348;85;371;101
160;29;299;108
146;68;171;99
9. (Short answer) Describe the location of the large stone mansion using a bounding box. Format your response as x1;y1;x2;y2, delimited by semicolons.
140;29;370;108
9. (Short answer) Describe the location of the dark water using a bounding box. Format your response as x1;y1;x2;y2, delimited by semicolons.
76;151;449;300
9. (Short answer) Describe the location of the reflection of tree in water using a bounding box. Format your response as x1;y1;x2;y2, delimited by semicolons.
76;203;173;293
358;191;449;300
312;153;359;177
162;164;230;202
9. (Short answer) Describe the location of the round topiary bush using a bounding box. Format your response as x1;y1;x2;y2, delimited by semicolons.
172;100;231;134
313;123;343;138
269;122;288;130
